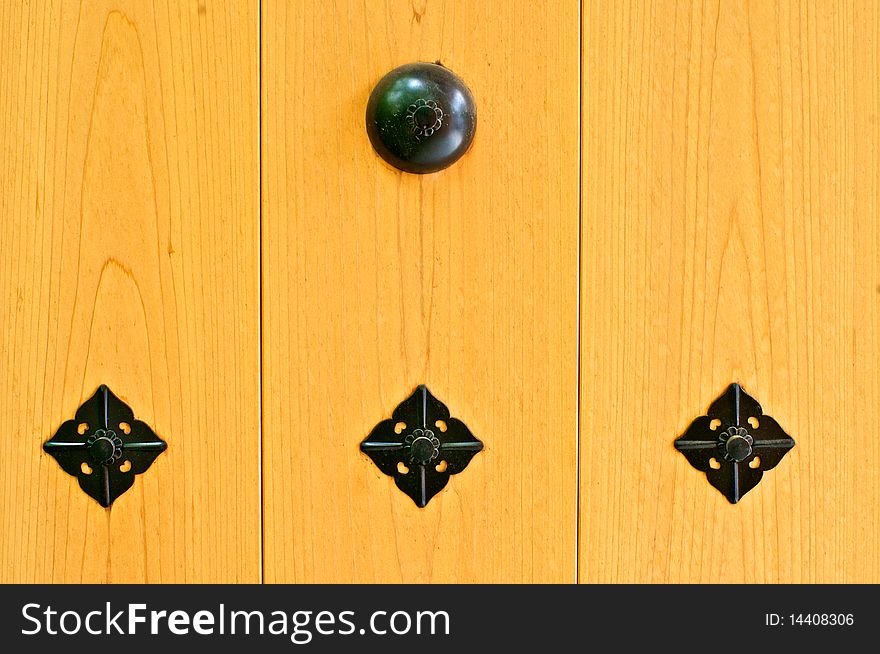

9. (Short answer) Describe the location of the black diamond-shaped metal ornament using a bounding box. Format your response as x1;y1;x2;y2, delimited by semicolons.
361;385;483;507
674;383;795;504
43;385;167;507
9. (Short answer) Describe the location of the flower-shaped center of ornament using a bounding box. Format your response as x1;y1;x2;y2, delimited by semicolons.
406;99;444;137
86;428;124;466
404;428;440;465
718;425;753;462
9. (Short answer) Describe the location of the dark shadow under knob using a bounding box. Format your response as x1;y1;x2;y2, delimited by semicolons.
366;62;477;174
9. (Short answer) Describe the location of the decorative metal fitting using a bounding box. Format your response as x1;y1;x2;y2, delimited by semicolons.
43;385;167;507
361;385;483;507
674;383;795;503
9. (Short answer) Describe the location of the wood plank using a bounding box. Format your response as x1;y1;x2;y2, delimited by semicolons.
0;0;260;582
581;0;880;582
262;0;580;582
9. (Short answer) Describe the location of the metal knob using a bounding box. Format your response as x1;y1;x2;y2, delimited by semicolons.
722;427;753;462
365;62;477;174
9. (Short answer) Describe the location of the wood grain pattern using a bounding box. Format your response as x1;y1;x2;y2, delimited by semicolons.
581;0;880;582
0;0;260;582
261;0;579;583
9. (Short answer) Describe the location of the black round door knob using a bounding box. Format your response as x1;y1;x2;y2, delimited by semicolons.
365;62;477;174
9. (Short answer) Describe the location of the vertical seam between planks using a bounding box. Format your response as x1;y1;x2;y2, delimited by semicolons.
576;0;584;586
258;0;265;585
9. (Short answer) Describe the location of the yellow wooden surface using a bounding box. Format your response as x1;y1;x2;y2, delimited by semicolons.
0;0;260;582
581;0;880;583
6;0;876;586
261;0;579;583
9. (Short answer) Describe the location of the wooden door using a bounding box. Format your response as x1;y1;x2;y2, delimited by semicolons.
4;0;878;587
0;1;260;582
580;0;880;583
261;0;580;583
